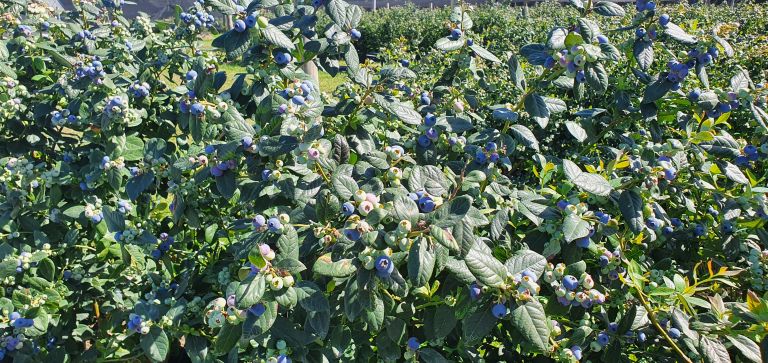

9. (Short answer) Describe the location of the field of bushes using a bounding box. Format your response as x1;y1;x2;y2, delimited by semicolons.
1;0;768;362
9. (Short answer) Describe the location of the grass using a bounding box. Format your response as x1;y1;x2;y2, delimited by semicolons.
200;35;347;92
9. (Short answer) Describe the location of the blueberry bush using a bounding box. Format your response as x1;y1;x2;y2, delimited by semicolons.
1;0;768;362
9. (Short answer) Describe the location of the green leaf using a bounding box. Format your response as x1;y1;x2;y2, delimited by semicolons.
722;162;749;184
373;93;422;125
408;237;435;286
524;93;550;128
313;253;357;277
508;54;526;91
664;22;697;44
236;275;265;308
435;37;465;51
700;336;731;363
140;326;169;362
126;172;155;200
462;308;496;344
509;124;540;151
470;44;501;63
619;189;645;233
563;213;590;243
392;194;420;224
585;62;609;94
213;323;242;355
123;135;144;161
633;39;654;71
505;250;547;279
594;1;625;16
562;160;612;196
262;25;295;50
184;335;210;363
731;67;751;92
547;27;568;49
511;300;551;353
277;225;299;261
465;241;507;287
642;77;674;104
724;335;762;363
565;121;588;142
331;171;359;200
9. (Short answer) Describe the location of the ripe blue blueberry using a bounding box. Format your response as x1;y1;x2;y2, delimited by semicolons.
645;1;656;10
190;103;205;116
418;196;436;213
234;19;247;32
344;229;361;241
466;38;474;46
450;28;462;39
521;269;537;282
608;322;618;333
635;27;646;38
400;59;410;67
492;303;508;318
210;165;224;177
668;327;681;339
267;217;283;232
571;345;583;360
485;142;497;151
688;89;701;101
646;217;661;230
342;202;355;216
659;14;670;26
10;312;20;321
597;331;610;346
694;224;706;237
469;283;482;300
417;135;431;148
489;153;500;163
575;70;586;83
261;169;272;181
597;34;609;44
151;249;162;259
637;331;647;342
185;70;197;81
721;220;734;234
253;215;266;229
420;92;431;105
475;150;488;164
407;337;420;351
350;28;361;40
557;200;570;210
275;52;292;65
424;113;437;127
599;255;610;267
576;237;590;248
375;255;394;277
242;136;253;148
245;15;257;28
562;275;579;290
276;355;290;363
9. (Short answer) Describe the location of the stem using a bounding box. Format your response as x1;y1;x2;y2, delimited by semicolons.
635;291;693;363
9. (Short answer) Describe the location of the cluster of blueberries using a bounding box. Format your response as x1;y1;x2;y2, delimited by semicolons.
209;159;237;178
180;10;216;28
252;214;285;233
278;79;316;107
688;88;742;120
150;233;175;260
130;81;150;98
408;191;437;213
75;29;97;41
474;141;501;165
103;96;125;117
735;144;763;167
416;112;439;148
50;110;78;127
74;59;106;84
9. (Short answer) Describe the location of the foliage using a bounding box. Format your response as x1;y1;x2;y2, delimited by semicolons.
0;0;767;362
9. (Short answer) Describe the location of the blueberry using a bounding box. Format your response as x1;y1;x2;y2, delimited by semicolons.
425;128;438;140
242;136;253;148
185;70;197;81
485;142;497;151
694;224;706;237
275;52;292;65
417;135;432;148
608;322;618;333
662;226;674;235
261;169;272;181
344;229;361;241
245;15;257;28
190;103;205;116
252;215;266;229
596;34;609;44
659;13;670;26
424;113;437;127
597;331;610;346
688;89;701;101
267;217;283;232
407;337;420;351
557;200;570;210
491;303;508;318
575;70;586;83
375;255;394;277
668;327;681;339
645;1;656;10
151;249;162;259
576;237;590;248
571;345;583;360
9;312;20;321
599;255;610;267
400;59;410;67
721;220;734;234
418;196;436;213
562;275;579;290
450;28;462;39
671;218;682;227
210;165;224;177
342;202;355;216
276;355;290;363
637;331;647;342
718;103;731;113
646;217;661;230
469;283;482;300
350;28;361;40
234;19;247;32
420;93;431;105
745;145;758;156
635;27;646;38
466;38;474;46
